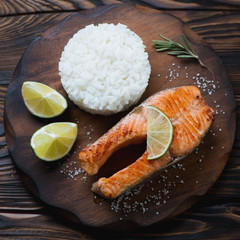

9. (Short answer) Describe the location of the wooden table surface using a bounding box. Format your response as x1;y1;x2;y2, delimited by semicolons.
0;0;240;239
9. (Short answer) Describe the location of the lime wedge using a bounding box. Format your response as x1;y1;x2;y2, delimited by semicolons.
21;81;67;118
30;122;77;161
147;105;173;160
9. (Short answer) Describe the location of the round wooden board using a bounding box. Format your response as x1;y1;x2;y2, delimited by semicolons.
4;4;236;229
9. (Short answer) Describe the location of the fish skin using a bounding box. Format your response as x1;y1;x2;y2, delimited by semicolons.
79;86;215;199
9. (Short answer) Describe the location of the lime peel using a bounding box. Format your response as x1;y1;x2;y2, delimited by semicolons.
147;105;173;160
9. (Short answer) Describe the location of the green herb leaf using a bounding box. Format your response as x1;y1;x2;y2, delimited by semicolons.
152;34;206;68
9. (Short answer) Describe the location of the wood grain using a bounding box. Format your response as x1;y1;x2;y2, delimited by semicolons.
140;0;240;10
0;0;239;16
1;204;240;239
0;1;240;238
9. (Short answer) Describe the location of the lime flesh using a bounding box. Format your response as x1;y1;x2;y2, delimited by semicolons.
147;105;173;160
31;122;77;161
22;81;67;118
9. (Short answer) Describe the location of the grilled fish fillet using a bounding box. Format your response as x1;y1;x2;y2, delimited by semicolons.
79;86;215;199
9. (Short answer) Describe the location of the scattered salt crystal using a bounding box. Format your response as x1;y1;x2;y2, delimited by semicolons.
60;160;87;182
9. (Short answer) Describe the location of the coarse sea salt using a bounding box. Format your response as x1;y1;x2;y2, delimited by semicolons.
108;161;190;219
164;63;222;98
60;154;88;182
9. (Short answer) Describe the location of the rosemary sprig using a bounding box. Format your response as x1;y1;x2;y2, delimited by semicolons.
152;34;206;68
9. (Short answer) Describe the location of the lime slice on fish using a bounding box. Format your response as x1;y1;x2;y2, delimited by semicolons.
30;122;77;161
21;81;67;118
147;105;173;160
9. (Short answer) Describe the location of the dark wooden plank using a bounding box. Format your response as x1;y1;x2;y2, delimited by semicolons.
0;0;95;15
0;0;117;16
0;5;239;238
0;0;239;16
141;0;240;10
0;204;240;239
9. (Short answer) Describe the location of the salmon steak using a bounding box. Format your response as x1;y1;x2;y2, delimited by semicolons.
79;86;215;199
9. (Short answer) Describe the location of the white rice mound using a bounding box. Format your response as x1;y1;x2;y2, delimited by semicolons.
59;23;151;115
